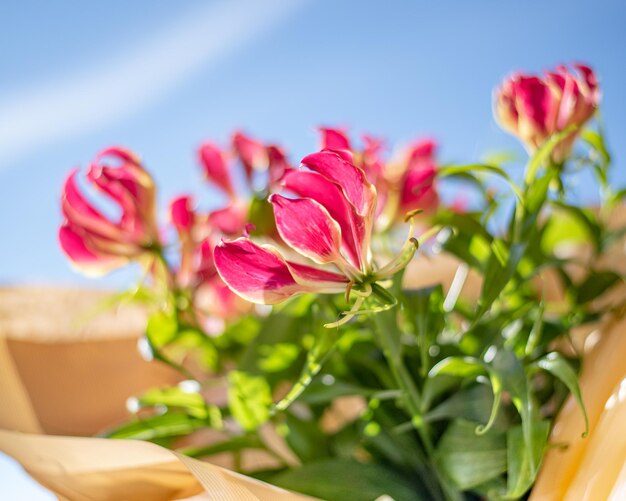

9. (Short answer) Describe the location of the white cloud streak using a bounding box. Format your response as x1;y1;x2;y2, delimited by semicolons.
0;0;306;168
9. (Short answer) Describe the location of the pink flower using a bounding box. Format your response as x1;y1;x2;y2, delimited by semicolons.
318;127;439;222
169;195;249;322
214;150;420;326
396;139;439;217
59;147;158;276
495;64;600;161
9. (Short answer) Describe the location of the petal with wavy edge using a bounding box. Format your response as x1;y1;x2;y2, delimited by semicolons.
282;170;360;268
213;238;306;304
301;150;375;218
270;194;342;265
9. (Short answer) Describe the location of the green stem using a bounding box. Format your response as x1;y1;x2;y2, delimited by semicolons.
373;311;460;501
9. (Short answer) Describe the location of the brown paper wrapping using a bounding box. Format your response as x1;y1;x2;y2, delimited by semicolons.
2;235;626;501
0;286;313;500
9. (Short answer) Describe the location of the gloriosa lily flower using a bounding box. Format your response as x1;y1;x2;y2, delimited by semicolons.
318;127;439;225
169;195;249;325
214;149;421;327
58;147;158;276
198;131;292;237
495;63;600;162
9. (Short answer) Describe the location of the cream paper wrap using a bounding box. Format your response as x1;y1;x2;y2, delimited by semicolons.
1;243;625;500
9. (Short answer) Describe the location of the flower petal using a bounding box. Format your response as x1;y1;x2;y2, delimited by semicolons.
58;224;127;276
232;131;266;182
286;261;348;292
282;170;360;268
270;194;342;264
170;195;195;234
61;170;129;243
319;127;352;151
266;145;292;189
301;150;376;219
199;142;234;196
213;238;306;304
400;163;438;214
208;204;247;236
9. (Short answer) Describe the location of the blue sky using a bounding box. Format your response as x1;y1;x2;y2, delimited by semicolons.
1;0;625;497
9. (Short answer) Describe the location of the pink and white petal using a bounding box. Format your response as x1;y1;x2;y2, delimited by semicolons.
270;194;342;264
213;238;307;304
61;171;128;242
319;127;352;151
208;204;247;236
286;261;348;293
198;143;235;196
170;195;195;234
58;224;127;276
232;131;266;181
266;145;292;189
282;170;361;268
301;150;376;218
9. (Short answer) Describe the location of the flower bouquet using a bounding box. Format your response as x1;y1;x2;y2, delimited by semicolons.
4;63;626;500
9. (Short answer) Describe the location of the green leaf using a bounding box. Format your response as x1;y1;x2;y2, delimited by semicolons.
180;435;263;459
227;371;271;431
541;207;593;254
300;379;374;405
478;241;526;315
436;419;507;490
136;386;220;423
429;357;486;379
531;352;588;436
270;459;427;501
425;384;499;427
575;270;622;304
430;357;502;435
438;164;523;202
491;349;540;476
257;343;301;373
146;310;178;348
104;413;204;440
403;285;444;376
280;412;330;462
524;169;556;217
581;129;611;164
524;125;578;184
502;421;550;499
549;202;602;252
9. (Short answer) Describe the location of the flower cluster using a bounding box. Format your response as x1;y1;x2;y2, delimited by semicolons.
318;127;439;225
59;63;601;329
214;149;421;326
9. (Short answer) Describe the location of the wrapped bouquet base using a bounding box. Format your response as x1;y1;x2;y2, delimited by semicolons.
1;255;625;500
0;430;313;501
